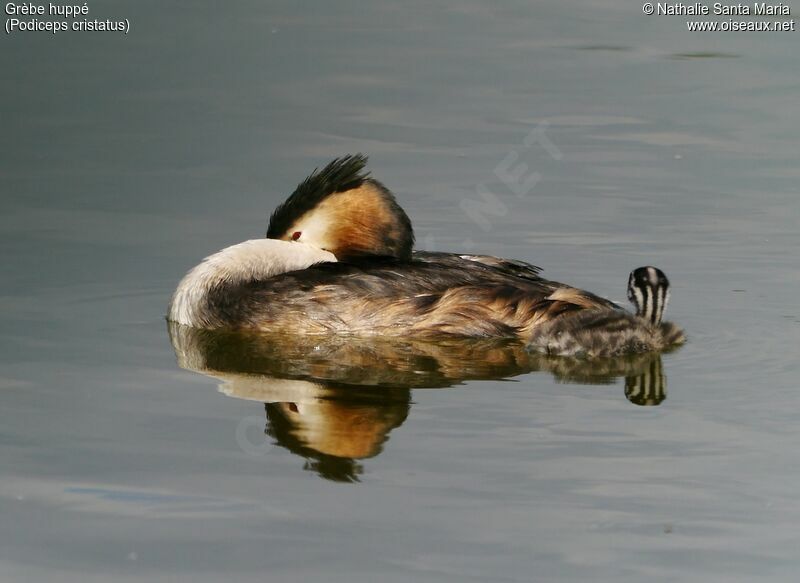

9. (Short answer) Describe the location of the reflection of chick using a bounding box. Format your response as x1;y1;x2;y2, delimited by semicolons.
624;356;666;406
528;351;668;406
265;394;410;483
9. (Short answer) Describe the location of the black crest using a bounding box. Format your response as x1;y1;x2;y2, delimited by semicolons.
267;154;371;238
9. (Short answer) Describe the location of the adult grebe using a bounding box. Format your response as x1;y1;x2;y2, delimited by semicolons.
168;155;684;357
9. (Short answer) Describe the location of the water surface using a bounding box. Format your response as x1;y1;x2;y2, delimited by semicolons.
2;1;799;581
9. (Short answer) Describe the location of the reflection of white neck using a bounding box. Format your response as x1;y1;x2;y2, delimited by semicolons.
218;376;329;403
168;239;336;327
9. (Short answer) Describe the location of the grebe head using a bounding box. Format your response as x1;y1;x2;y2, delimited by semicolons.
266;154;414;261
627;266;671;326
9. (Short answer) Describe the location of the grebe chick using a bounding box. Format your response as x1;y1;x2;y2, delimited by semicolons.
527;266;685;357
168;155;684;356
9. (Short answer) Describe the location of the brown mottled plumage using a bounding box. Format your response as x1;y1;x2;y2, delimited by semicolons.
527;308;685;358
169;155;685;357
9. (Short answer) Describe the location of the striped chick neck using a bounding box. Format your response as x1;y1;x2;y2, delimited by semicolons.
627;266;671;326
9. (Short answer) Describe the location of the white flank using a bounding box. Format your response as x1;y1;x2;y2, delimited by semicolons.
168;239;336;327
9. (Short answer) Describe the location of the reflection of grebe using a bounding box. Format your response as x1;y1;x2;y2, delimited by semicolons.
168;155;684;357
265;396;410;483
169;326;670;481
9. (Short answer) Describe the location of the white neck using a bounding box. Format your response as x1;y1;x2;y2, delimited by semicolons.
168;239;336;327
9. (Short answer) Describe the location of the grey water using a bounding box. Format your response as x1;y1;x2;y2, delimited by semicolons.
2;0;799;581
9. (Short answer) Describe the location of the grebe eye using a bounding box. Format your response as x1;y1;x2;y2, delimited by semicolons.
291;231;301;241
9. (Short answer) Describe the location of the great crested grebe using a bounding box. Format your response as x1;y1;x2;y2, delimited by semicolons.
168;155;684;357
